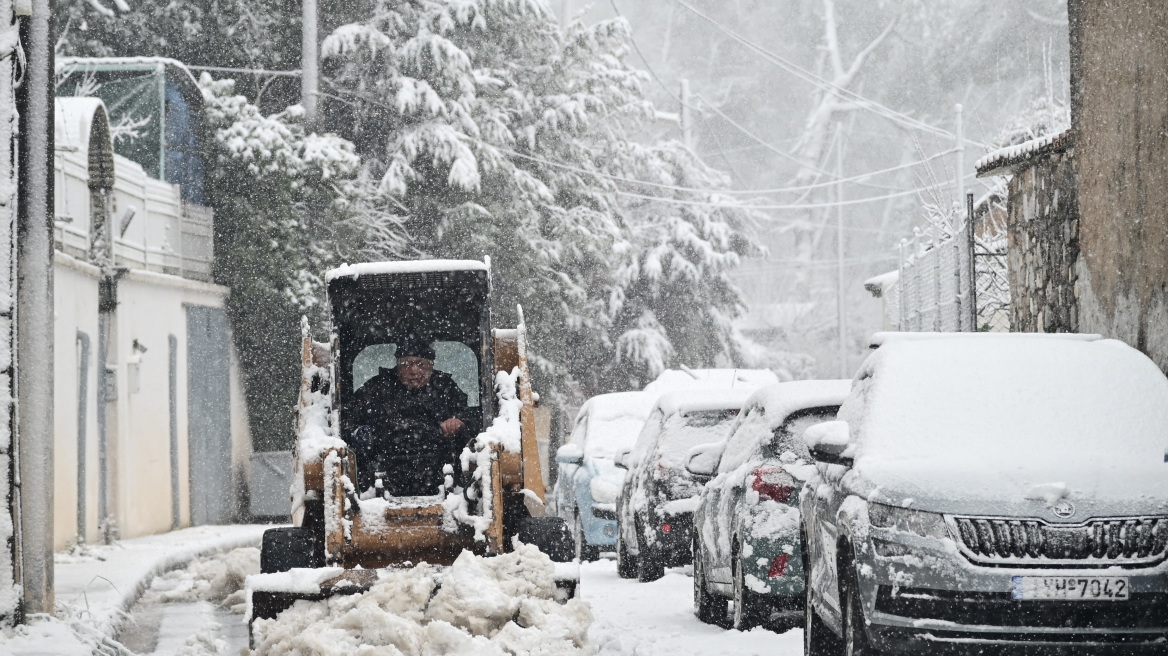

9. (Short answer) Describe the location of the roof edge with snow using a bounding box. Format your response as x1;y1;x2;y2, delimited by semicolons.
975;128;1073;178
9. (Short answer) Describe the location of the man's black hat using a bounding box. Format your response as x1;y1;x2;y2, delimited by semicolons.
396;339;436;361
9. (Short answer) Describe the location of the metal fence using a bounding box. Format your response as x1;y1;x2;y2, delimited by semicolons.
897;204;1012;333
898;221;977;332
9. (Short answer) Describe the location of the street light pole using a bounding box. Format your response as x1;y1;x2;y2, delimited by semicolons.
301;0;318;129
16;0;56;617
836;132;848;378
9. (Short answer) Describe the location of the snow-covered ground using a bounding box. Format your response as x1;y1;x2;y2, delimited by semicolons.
582;560;802;656
3;526;802;655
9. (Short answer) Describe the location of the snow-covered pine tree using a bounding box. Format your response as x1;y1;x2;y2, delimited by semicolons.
321;0;760;401
200;76;362;450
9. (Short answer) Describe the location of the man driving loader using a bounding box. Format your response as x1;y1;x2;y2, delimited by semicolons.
349;339;473;496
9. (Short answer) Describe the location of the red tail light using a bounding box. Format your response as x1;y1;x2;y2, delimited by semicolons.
661;523;672;533
767;554;790;578
750;466;795;503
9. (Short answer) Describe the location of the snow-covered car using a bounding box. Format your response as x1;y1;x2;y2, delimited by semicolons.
642;368;780;396
689;379;851;630
615;389;750;582
801;333;1168;655
553;391;656;560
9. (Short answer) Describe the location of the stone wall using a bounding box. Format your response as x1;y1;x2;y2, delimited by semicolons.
1006;148;1079;334
1069;0;1168;372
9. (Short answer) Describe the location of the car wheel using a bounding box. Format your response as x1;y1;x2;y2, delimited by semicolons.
842;560;879;656
732;552;766;631
573;514;599;562
616;527;637;579
804;570;842;655
693;537;727;625
635;519;664;582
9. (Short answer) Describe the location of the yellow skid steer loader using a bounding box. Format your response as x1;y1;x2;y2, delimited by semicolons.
247;260;575;633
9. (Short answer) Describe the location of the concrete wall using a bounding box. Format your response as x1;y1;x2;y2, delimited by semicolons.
52;254;251;550
1069;0;1168;371
1005;148;1080;334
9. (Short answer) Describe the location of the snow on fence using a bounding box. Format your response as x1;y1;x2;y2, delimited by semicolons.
898;222;977;333
896;206;1012;334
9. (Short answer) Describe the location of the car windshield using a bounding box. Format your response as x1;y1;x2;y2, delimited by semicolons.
657;409;739;467
586;416;648;459
772;409;838;460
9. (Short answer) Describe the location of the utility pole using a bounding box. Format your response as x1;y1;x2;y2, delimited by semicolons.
16;0;56;617
301;0;318;129
955;104;965;223
836;133;847;378
680;78;693;150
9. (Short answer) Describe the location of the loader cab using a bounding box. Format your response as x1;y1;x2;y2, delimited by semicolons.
326;261;494;496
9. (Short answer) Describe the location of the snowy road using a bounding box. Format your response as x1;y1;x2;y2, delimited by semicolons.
580;560;803;656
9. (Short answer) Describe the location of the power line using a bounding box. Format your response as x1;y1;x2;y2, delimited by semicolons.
479;138;973;213
671;0;989;149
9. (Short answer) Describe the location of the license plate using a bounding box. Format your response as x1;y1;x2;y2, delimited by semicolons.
1011;576;1130;601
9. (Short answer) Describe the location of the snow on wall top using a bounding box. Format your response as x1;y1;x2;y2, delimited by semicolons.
325;259;489;282
863;270;899;298
974;128;1073;177
655;388;753;417
846;335;1168;503
642;368;780;396
743;379;852;430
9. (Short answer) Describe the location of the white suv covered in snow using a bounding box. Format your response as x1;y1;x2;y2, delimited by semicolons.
801;333;1168;654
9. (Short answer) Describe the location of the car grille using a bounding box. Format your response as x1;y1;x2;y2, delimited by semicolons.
952;516;1168;568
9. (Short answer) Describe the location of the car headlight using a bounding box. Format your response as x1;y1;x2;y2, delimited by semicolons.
868;503;947;539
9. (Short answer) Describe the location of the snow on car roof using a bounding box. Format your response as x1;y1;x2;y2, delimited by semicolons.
867;331;1102;349
577;392;657;458
642;368;779;395
325;259;489;281
745;379;852;429
654;388;753;417
850;336;1168;499
576;391;656;424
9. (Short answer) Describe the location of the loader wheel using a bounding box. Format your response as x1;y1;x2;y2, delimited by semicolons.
516;516;574;563
260;527;317;574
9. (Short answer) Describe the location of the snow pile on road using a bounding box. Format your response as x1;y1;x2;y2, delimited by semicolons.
142;547;260;613
251;543;592;656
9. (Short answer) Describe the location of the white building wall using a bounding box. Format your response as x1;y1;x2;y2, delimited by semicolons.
52;100;250;549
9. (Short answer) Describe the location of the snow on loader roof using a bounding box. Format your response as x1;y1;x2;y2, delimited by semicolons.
326;259;490;281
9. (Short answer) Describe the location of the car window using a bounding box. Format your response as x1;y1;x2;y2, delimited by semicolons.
657;409;739;467
568;414;588;448
716;404;767;474
351;341;481;406
630;409;664;463
772;407;840;460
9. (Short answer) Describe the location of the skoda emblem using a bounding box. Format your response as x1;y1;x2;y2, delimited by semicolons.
1051;501;1076;519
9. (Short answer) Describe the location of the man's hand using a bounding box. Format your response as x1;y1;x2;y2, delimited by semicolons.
440;418;465;437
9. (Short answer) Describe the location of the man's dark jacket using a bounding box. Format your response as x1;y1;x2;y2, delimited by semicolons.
350;368;473;449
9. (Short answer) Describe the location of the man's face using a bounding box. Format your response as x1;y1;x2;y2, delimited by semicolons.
396;356;434;389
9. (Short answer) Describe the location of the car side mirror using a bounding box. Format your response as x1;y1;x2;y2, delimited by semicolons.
803;420;854;467
613;448;631;469
556;444;584;465
684;442;722;481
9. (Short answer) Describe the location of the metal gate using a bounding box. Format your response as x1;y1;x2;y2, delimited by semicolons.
186;305;233;525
